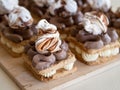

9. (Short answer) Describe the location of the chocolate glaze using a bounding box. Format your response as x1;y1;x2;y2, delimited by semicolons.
25;40;69;70
2;25;37;43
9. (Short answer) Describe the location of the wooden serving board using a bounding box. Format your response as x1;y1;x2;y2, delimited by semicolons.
0;46;120;90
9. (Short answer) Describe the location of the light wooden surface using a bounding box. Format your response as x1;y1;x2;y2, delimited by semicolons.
0;68;19;90
0;0;120;90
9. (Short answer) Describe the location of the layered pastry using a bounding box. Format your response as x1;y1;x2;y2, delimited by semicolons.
75;0;120;30
45;0;83;39
0;0;19;34
0;6;39;57
24;19;76;81
27;0;83;39
68;11;120;65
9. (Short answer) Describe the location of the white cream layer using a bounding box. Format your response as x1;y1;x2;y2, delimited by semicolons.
64;63;74;70
69;42;119;62
41;70;56;78
0;36;24;54
40;63;74;78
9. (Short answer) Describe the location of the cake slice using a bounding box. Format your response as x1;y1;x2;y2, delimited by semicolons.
24;19;77;81
0;6;40;57
68;11;120;65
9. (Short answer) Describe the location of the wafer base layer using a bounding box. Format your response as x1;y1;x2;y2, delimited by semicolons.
24;61;77;82
70;47;118;65
24;51;77;81
67;36;120;65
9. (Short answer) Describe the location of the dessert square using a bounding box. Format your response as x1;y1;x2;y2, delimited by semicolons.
0;5;40;57
0;0;19;36
67;11;120;65
24;0;83;40
24;19;77;81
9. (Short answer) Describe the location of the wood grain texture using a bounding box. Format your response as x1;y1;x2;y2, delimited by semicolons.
0;46;120;90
